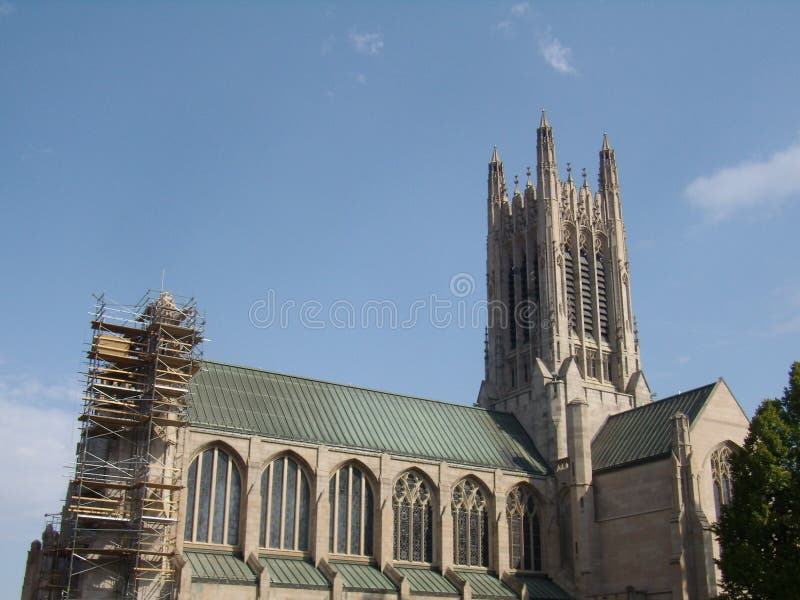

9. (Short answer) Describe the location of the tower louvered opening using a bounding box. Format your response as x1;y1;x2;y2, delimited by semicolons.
564;247;577;333
580;251;594;339
521;256;530;343
596;254;609;341
508;265;517;349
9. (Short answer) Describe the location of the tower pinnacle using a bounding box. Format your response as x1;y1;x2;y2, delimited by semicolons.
540;109;550;128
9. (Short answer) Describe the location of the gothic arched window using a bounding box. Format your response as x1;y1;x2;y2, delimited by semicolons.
260;455;311;551
329;463;375;556
564;246;577;333
184;447;242;545
393;471;434;563
711;446;733;521
579;250;594;339
507;485;542;571
451;478;490;567
596;254;609;342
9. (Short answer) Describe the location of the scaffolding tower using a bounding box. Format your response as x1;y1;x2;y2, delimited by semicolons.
42;291;203;600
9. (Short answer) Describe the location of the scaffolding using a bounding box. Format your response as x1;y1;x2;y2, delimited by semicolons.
40;291;203;600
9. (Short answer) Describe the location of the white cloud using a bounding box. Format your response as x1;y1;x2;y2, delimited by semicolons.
511;2;530;16
495;20;513;37
539;34;576;74
0;1;14;17
349;31;384;56
0;375;78;548
355;72;367;85
684;142;800;221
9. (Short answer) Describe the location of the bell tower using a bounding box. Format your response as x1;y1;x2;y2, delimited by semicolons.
478;112;650;466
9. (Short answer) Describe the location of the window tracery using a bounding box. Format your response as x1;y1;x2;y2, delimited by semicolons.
711;446;733;521
393;471;433;563
507;485;542;571
451;478;489;567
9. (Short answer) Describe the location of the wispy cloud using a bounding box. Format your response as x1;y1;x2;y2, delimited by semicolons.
511;2;530;16
349;31;384;56
539;34;576;74
0;1;14;17
685;142;800;221
0;374;78;546
494;20;514;37
355;72;367;85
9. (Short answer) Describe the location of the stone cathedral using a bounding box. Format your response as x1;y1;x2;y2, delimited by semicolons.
22;113;749;600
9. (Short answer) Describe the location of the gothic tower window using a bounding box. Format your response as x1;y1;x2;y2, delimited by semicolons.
508;266;517;349
184;447;242;545
393;471;434;563
260;455;311;551
507;485;542;571
711;446;733;521
451;478;489;567
596;254;609;341
521;256;530;343
579;250;594;339
564;246;577;333
329;463;374;556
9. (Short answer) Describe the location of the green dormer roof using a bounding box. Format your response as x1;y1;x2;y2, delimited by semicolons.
189;360;548;475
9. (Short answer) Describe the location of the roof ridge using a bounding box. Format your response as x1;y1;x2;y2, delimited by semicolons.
202;358;513;417
603;381;717;421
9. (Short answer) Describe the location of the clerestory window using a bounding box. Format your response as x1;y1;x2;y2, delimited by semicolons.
451;478;490;567
507;485;542;571
393;471;434;563
329;463;375;556
184;447;242;545
260;455;311;551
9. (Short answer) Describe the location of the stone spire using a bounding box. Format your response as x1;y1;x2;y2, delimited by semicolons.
537;111;559;199
599;133;619;193
488;146;508;229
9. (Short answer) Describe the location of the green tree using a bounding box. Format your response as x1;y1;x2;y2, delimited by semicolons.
715;362;800;599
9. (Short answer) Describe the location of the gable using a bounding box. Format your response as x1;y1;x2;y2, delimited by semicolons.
591;382;718;472
189;360;548;475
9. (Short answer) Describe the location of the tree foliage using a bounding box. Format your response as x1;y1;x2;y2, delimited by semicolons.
715;362;800;599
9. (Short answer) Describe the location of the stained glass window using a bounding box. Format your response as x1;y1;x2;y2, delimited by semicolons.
329;463;374;556
507;485;542;571
184;447;242;545
392;471;433;563
711;446;733;521
260;455;310;551
451;478;489;567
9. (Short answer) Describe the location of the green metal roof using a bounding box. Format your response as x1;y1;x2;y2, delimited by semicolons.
592;382;718;472
331;561;397;592
260;556;329;590
455;571;516;599
513;575;572;599
396;566;459;596
185;550;256;585
189;360;548;475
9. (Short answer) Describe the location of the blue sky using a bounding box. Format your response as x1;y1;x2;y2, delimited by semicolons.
2;1;799;594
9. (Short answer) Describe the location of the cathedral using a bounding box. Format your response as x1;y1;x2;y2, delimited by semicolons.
21;113;749;600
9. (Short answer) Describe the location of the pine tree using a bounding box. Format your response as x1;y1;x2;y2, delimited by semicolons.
715;362;800;599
